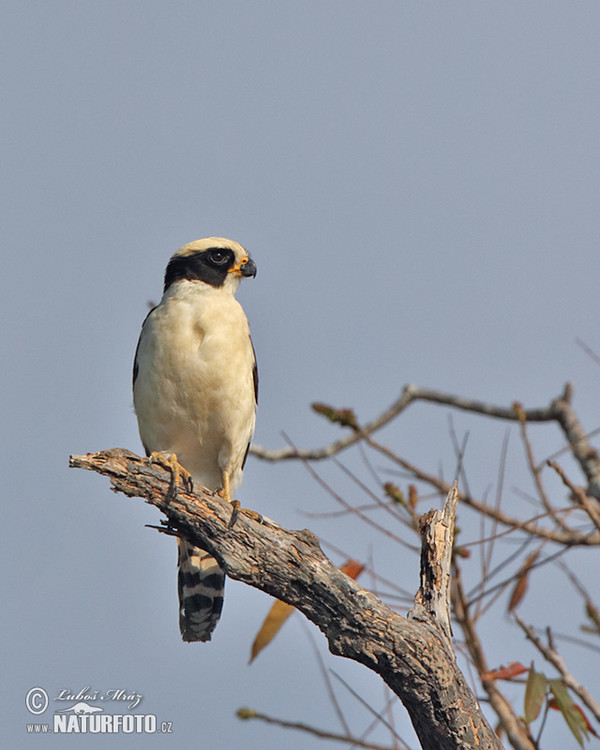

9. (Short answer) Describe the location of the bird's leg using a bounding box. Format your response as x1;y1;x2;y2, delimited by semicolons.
221;470;232;503
148;451;194;498
217;470;240;525
220;469;263;527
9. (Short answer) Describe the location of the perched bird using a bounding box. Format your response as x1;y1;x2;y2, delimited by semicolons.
133;237;258;641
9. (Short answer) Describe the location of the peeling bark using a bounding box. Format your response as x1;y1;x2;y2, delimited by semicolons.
70;448;503;750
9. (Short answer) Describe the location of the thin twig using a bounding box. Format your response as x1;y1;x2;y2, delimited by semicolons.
547;460;600;532
477;432;510;620
452;563;536;750
329;670;407;746
513;614;600;724
555;560;600;635
300;620;351;736
530;629;600;655
468;537;536;618
251;383;600;502
536;426;600;472
287;435;419;552
318;537;415;602
576;337;600;367
466;544;572;610
364;435;599;546
517;407;569;532
237;708;394;750
333;458;414;531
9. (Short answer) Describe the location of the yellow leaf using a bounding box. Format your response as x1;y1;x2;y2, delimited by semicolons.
249;599;295;664
524;664;546;724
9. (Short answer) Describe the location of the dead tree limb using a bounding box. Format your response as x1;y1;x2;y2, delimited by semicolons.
409;484;458;647
70;448;503;750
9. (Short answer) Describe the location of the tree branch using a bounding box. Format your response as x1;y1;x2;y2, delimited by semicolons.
452;563;536;750
70;448;503;750
250;382;600;501
363;435;600;547
236;708;396;750
408;483;458;646
514;614;600;724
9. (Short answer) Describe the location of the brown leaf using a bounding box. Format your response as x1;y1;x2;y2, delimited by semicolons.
408;484;419;510
339;559;365;580
524;664;546;724
508;550;540;612
507;576;528;613
481;662;528;682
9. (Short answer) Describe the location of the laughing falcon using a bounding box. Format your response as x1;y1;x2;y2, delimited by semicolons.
133;237;258;642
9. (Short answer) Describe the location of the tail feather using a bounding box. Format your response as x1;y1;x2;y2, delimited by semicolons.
177;540;225;642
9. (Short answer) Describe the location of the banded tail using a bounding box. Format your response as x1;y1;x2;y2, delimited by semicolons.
177;540;225;642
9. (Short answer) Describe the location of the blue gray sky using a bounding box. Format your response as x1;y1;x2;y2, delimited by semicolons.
3;3;599;748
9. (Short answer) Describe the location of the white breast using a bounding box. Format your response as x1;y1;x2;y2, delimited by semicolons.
133;281;256;492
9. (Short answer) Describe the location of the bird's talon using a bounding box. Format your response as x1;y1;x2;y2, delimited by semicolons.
148;451;193;498
229;499;241;528
228;501;262;527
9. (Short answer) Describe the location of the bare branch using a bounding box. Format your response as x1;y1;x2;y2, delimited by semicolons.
250;383;600;501
547;385;600;500
452;564;536;750
236;708;394;750
409;483;458;646
576;338;600;368
364;436;599;547
70;448;502;750
299;621;352;736
330;669;407;746
250;385;418;461
249;383;554;462
547;460;600;532
515;406;569;532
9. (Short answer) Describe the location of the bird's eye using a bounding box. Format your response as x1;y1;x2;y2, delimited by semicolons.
208;250;229;266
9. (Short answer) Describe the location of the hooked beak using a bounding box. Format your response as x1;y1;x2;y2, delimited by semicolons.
229;256;257;278
241;258;257;278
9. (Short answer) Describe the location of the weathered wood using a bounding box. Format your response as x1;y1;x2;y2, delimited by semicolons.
408;483;458;649
70;448;503;750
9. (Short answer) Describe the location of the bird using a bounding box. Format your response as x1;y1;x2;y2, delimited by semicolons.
132;237;258;642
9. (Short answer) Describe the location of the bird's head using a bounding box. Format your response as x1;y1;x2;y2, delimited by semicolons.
163;237;257;294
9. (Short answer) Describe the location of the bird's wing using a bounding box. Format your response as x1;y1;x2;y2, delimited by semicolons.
250;335;259;405
132;305;157;390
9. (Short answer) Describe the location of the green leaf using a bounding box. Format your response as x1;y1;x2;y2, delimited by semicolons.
549;679;588;747
524;664;546;724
